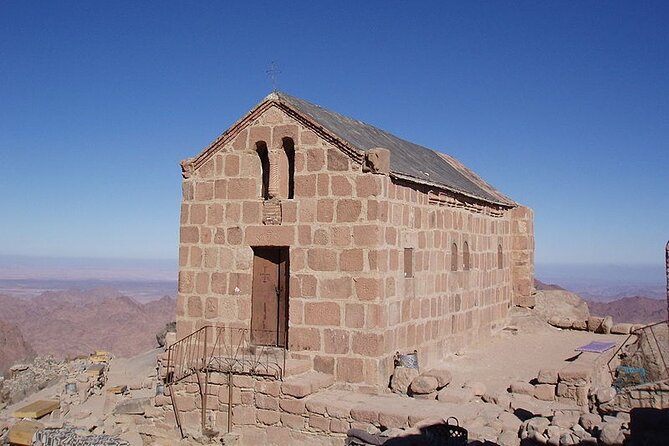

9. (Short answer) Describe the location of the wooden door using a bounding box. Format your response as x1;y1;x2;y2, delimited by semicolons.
251;247;288;347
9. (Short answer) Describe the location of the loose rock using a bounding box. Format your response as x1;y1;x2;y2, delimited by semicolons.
409;375;438;395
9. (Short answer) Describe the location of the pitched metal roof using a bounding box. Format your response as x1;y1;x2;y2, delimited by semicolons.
273;92;514;206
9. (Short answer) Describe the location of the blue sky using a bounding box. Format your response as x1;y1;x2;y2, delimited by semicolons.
0;1;667;268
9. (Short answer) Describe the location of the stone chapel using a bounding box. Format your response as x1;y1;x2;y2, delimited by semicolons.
176;92;534;390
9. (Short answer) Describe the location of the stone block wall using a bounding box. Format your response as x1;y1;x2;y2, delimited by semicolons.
371;176;515;376
176;102;532;390
510;205;535;307
163;374;344;444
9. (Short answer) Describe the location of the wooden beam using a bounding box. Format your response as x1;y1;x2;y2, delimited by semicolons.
7;420;43;446
12;399;59;419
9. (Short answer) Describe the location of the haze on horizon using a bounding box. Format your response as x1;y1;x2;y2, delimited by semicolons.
1;2;667;273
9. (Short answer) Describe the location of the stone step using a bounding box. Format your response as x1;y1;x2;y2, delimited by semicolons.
284;358;311;377
281;371;335;398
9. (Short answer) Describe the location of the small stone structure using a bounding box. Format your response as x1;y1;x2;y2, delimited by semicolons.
173;92;535;439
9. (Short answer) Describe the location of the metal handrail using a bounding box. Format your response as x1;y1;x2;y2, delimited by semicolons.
165;325;287;437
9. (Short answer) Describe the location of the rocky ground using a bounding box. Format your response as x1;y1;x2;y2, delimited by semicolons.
0;289;663;445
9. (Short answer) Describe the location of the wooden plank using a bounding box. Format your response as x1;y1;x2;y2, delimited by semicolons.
12;400;59;419
7;420;43;445
89;351;111;363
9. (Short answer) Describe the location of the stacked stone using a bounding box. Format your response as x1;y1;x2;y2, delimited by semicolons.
509;368;592;407
520;411;630;446
547;316;639;335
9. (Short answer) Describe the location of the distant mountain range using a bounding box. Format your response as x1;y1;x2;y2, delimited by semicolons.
0;287;175;374
535;279;666;325
586;296;666;325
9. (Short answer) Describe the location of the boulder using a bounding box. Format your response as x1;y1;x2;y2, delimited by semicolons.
509;381;534;396
596;387;616;404
420;368;452;388
437;387;474;404
550;411;579;429
534;290;590;323
390;367;419;394
537;369;559;384
559;431;579;446
579;413;602;433
599;316;613;334
463;381;487;396
497;430;520;446
409;375;438;395
599;422;625;446
497;411;522;433
533;384;556;401
483;391;512;410
587;316;604;332
611;323;633;335
571;320;588;331
524;416;550;437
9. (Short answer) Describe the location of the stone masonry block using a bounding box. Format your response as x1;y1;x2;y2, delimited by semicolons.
289;327;321;351
336;199;362;222
537;369;559;384
533;384;556;401
305;302;340;326
350;407;379;424
279;398;306;415
245;226;294;246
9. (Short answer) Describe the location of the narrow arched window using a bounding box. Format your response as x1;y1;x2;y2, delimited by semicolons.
450;243;458;271
463;241;471;271
498;244;503;269
256;141;270;200
282;137;295;199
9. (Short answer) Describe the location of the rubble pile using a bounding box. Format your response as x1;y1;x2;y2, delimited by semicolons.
0;358;70;407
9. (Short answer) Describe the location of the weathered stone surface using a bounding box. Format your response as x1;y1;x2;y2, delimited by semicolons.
525;416;550;437
497;430;520;446
497;411;522;433
559;431;578;446
483;391;512;410
463;381;487;396
596;387;616;404
579;413;602;433
390;367;419;394
545;425;569;446
112;398;150;416
420;369;452;388
409;375;438;395
550;411;579;429
558;369;592;385
533;384;555;401
534;290;590;323
587;316;604;332
599;422;625;446
571;320;587;331
509;381;534;395
548;317;573;329
436;387;474;404
537;369;558;385
599;316;613;334
610;323;633;335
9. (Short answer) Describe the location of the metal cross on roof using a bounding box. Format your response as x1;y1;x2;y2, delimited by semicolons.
266;61;281;92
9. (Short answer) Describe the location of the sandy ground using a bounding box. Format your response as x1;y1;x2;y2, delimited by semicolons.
439;307;624;394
